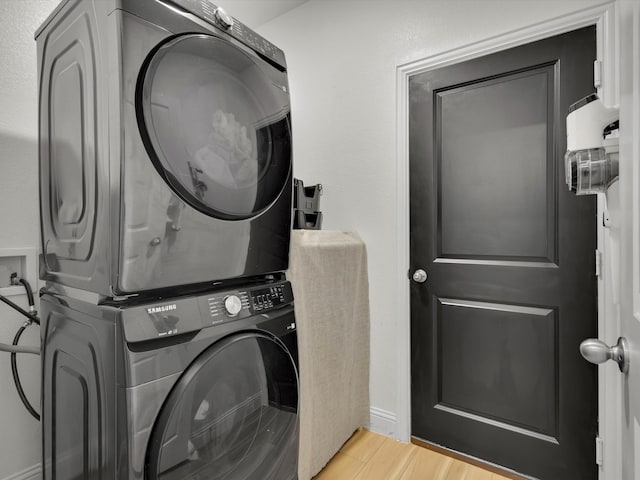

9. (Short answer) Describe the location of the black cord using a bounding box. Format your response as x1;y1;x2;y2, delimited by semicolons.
11;325;40;421
0;295;40;325
1;278;41;420
18;278;35;308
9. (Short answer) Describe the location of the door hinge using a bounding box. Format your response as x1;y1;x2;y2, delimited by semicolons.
595;436;604;466
595;249;603;278
594;60;603;89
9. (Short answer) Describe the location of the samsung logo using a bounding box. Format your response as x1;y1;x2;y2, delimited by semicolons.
147;304;177;314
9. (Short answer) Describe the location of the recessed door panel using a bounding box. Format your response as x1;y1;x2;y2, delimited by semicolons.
438;67;556;263
437;298;557;438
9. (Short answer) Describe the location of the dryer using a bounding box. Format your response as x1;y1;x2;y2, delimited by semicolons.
36;0;293;296
41;279;299;479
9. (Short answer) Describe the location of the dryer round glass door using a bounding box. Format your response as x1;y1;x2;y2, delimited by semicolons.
137;34;292;220
145;332;299;480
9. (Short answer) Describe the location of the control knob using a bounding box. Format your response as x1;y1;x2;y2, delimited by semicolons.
214;7;234;29
224;295;243;317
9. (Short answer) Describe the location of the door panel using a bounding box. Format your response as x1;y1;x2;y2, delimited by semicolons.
438;66;555;261
410;27;597;479
437;298;557;437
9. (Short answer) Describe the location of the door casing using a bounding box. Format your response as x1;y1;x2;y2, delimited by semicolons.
394;3;620;479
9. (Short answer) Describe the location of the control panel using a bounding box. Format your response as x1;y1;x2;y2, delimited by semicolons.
168;0;287;69
202;282;292;325
251;284;287;312
121;281;294;343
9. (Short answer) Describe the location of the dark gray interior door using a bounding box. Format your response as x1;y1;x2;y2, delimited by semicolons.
409;26;598;480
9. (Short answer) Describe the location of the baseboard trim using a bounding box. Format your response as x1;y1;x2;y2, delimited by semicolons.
368;406;398;439
2;464;41;480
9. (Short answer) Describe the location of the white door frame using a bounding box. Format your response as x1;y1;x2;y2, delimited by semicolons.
395;3;619;478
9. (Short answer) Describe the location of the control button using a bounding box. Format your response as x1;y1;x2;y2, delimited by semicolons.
224;295;242;317
214;7;234;29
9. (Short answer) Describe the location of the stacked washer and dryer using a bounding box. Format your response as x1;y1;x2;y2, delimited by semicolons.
35;1;298;478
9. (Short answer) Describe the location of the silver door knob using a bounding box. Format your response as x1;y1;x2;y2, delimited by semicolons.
580;337;629;374
412;269;428;283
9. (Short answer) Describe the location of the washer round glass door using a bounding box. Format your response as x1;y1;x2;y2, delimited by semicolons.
138;34;292;220
145;332;299;480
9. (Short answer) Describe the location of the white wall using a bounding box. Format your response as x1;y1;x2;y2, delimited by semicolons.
0;1;60;478
258;0;608;436
0;1;57;248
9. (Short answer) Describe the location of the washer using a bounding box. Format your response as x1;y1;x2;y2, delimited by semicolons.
36;0;293;296
41;280;299;479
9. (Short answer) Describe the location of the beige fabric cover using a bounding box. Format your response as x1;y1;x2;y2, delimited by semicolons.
287;230;371;480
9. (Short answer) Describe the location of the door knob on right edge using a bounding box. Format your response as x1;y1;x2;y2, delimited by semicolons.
412;269;428;283
580;337;629;374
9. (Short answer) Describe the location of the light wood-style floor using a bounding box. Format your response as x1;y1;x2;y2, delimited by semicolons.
313;429;514;480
